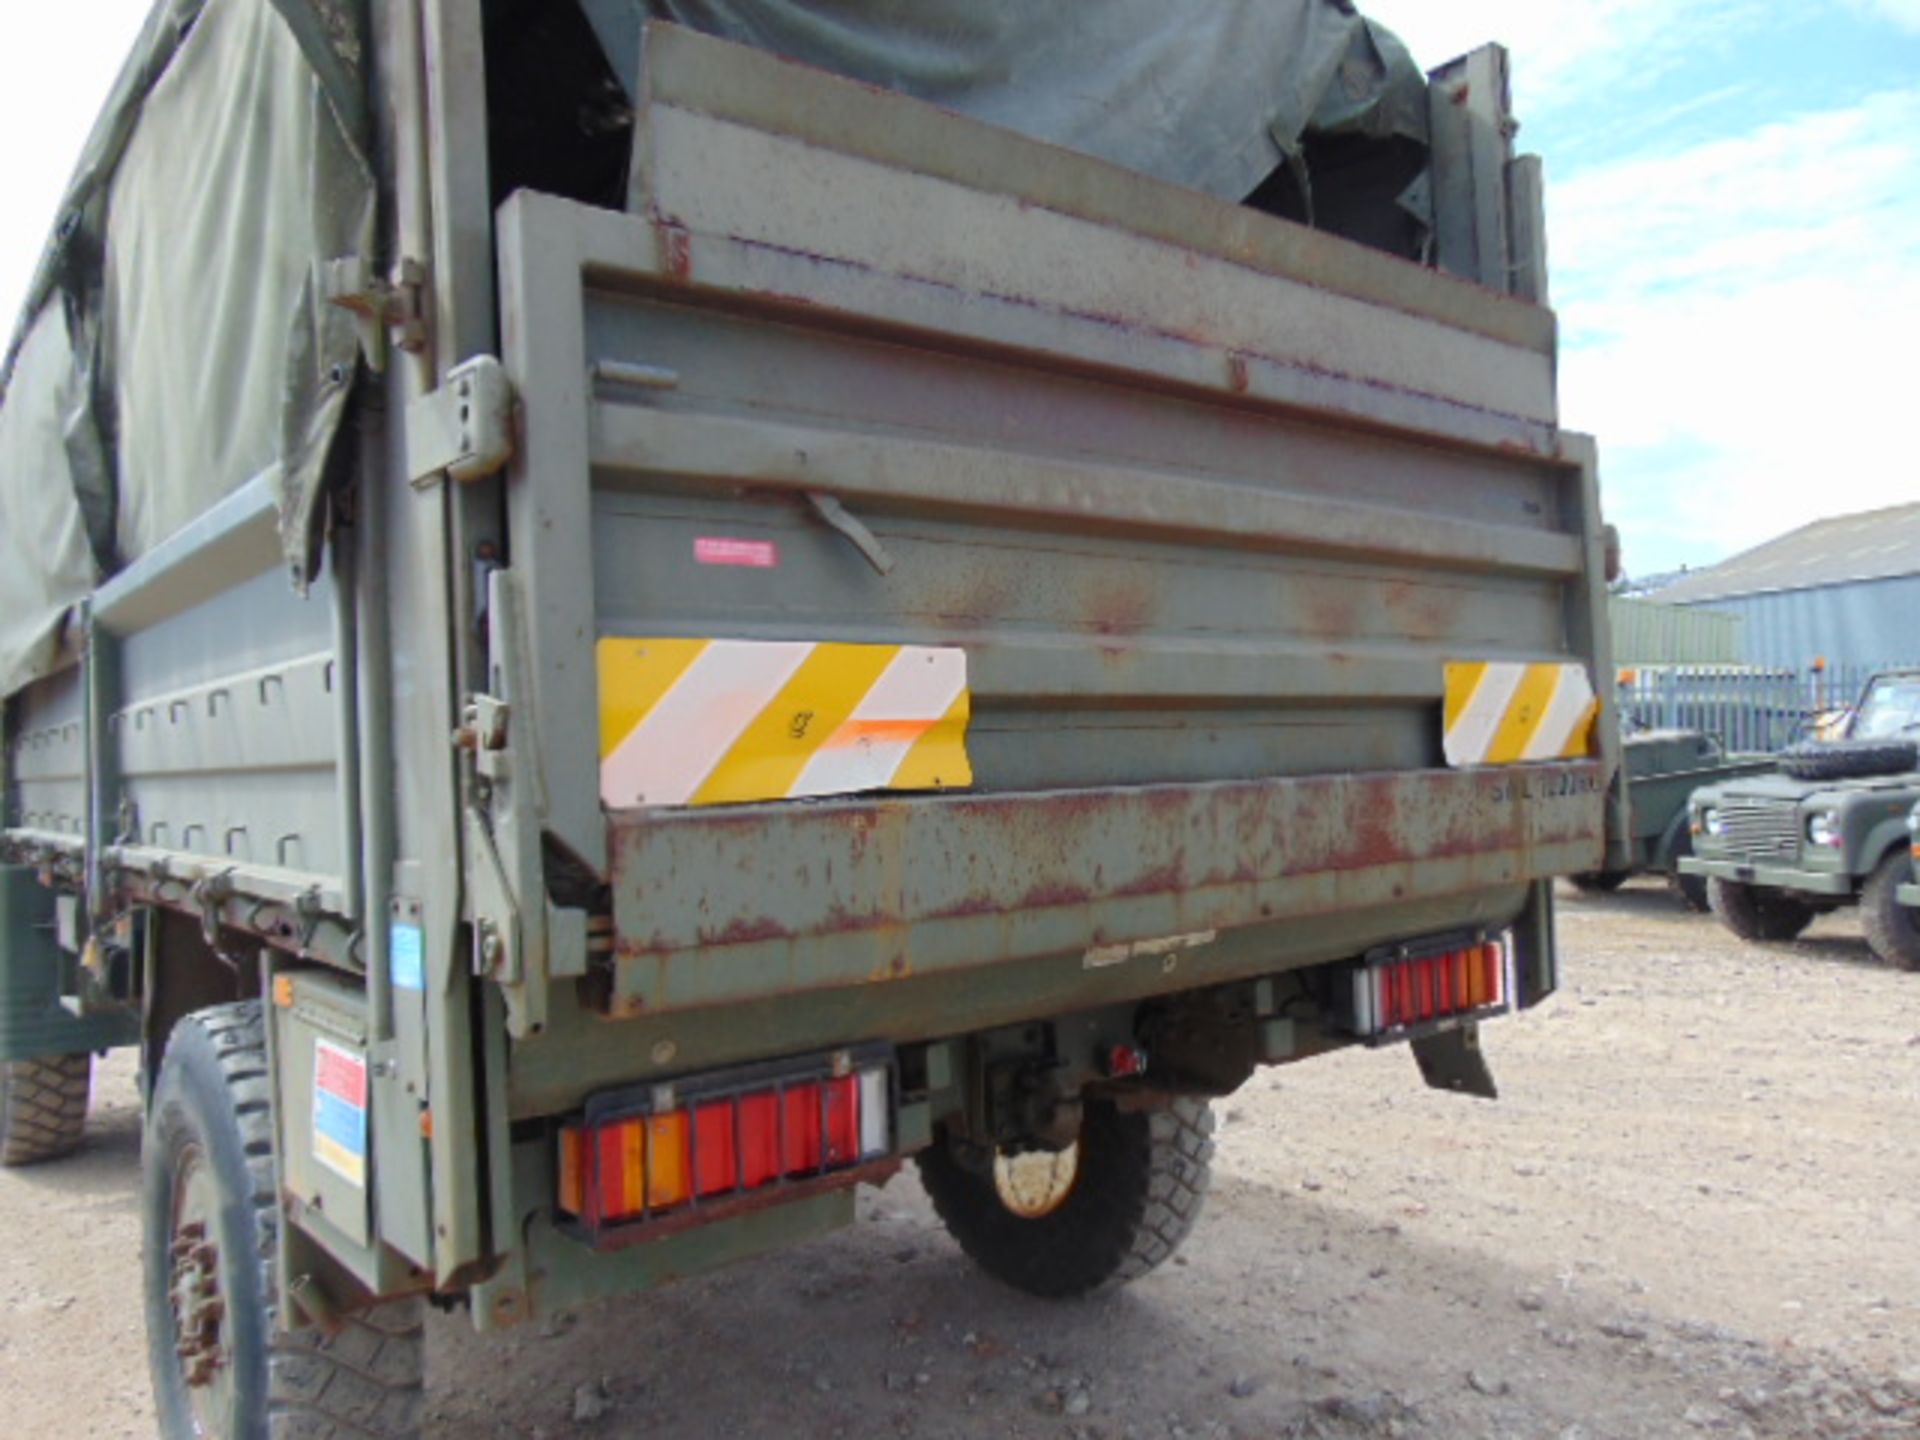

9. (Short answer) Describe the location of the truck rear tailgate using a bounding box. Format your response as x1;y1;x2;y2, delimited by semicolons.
493;27;1614;1047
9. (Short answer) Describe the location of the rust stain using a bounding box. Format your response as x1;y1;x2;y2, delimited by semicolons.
1300;590;1363;642
924;893;1002;922
657;222;694;283
696;917;788;949
1115;858;1185;899
1380;578;1468;643
822;903;899;936
1083;577;1157;639
1016;881;1094;911
599;762;1607;1014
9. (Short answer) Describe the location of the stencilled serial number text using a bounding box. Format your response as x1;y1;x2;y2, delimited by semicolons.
1487;769;1605;805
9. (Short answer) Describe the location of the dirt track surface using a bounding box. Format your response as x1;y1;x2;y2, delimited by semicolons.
5;880;1919;1438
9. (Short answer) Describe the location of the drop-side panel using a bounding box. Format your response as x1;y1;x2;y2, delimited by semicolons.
110;564;348;895
7;666;86;842
495;29;1616;1040
583;291;1574;794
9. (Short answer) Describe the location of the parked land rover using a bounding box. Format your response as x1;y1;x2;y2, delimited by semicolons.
1683;670;1920;968
1570;724;1774;909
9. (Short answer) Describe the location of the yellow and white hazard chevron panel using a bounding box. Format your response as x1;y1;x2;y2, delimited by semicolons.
596;639;973;808
1443;661;1599;768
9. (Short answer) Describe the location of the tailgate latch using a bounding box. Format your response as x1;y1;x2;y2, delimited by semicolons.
407;355;516;489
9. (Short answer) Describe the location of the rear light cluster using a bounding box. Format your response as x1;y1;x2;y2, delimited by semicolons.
558;1049;893;1233
1348;938;1508;1040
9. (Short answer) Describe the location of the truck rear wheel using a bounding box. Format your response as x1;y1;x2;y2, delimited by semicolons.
0;1052;90;1166
1860;852;1920;971
917;1096;1213;1298
1707;878;1816;943
143;1001;425;1440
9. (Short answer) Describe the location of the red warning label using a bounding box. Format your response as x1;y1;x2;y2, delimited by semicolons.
695;537;779;569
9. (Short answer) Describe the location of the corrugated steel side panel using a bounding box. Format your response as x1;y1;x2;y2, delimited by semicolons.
1679;577;1920;671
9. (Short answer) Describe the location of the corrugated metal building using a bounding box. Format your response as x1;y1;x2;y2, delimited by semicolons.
1606;596;1742;665
1650;502;1920;670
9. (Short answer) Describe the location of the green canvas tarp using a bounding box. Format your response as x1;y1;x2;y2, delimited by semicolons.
0;0;373;699
0;305;95;699
581;0;1429;204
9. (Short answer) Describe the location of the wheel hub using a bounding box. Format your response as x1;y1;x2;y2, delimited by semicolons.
993;1143;1081;1219
167;1141;237;1434
170;1219;228;1386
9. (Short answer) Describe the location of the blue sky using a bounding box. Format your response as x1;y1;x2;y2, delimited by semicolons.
3;2;1916;582
1370;0;1920;580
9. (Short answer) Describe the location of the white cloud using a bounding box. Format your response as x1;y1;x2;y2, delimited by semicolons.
1367;0;1920;573
1548;89;1920;572
1848;0;1920;31
1363;0;1771;119
0;4;153;337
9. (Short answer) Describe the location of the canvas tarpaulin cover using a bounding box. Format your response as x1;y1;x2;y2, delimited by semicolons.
580;0;1429;205
0;0;372;700
0;306;96;700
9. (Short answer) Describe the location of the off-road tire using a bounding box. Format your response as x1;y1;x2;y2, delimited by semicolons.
0;1052;90;1166
1860;851;1920;971
1569;871;1631;894
143;1001;425;1440
1666;828;1711;912
917;1096;1214;1298
1777;739;1919;782
1708;878;1817;943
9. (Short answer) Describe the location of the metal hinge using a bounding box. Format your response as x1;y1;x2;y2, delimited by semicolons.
407;356;515;488
325;255;428;367
453;692;512;781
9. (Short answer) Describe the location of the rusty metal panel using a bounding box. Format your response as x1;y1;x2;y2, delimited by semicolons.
604;762;1606;1015
631;25;1553;358
494;26;1616;1072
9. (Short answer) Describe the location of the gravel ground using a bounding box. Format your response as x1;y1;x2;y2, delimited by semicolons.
5;879;1918;1438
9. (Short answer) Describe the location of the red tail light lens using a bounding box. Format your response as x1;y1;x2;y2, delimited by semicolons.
737;1092;781;1189
557;1050;894;1232
692;1101;735;1198
1350;939;1508;1040
782;1082;822;1176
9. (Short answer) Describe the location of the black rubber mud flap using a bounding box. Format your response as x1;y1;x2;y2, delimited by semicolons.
1412;1023;1498;1100
1511;879;1558;1009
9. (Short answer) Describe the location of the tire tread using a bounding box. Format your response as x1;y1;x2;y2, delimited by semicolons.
1708;878;1817;943
0;1052;90;1166
919;1097;1214;1299
152;1002;424;1440
1860;852;1920;971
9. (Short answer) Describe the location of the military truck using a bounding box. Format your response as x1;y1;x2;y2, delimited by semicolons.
1569;725;1775;909
0;5;1621;1437
1682;669;1920;968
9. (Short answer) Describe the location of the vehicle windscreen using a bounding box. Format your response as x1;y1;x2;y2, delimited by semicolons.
1851;678;1920;737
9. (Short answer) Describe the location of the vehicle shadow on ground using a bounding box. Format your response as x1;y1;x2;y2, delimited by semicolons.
1565;884;1899;975
1775;935;1897;973
1558;884;1701;924
422;1168;1902;1440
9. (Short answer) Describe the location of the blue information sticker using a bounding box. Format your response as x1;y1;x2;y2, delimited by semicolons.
390;922;426;991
